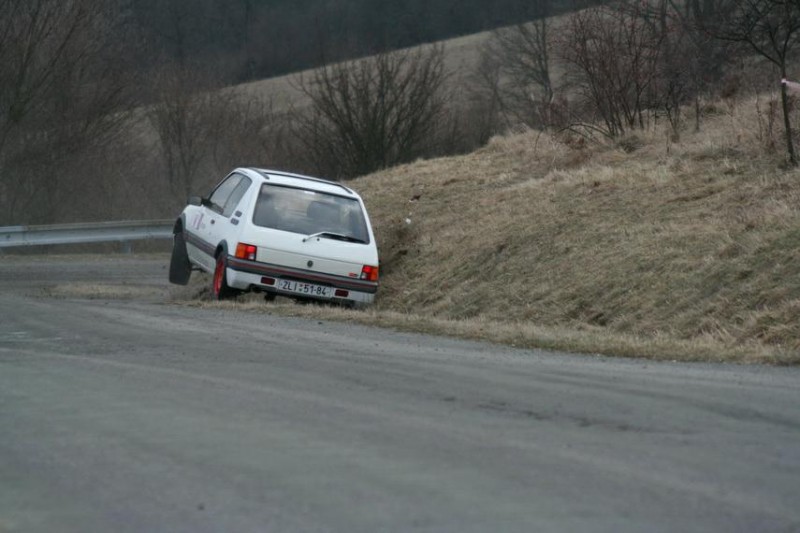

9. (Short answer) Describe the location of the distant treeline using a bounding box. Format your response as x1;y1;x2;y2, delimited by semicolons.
128;0;577;83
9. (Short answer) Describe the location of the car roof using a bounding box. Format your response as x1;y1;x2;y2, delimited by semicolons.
238;168;357;197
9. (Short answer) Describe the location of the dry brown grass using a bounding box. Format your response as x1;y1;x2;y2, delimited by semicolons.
174;296;794;364
41;282;166;300
42;93;799;364
163;94;800;364
342;95;800;364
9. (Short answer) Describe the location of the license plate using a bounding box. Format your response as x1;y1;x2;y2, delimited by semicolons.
278;279;332;298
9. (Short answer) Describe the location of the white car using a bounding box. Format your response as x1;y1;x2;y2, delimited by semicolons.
169;168;379;306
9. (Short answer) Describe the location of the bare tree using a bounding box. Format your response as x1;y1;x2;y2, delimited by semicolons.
476;0;556;130
293;46;448;179
149;65;281;207
613;0;700;137
468;44;507;143
0;0;135;224
559;3;665;138
710;0;800;165
671;0;737;131
0;0;107;156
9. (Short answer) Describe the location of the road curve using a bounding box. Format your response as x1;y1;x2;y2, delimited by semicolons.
1;256;799;532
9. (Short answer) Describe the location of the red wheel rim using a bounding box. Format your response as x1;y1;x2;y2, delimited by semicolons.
213;258;223;295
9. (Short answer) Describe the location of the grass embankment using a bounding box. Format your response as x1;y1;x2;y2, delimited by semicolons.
137;95;793;364
175;98;800;364
339;99;798;364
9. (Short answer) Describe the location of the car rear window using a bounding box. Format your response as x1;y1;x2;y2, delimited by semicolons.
252;184;370;243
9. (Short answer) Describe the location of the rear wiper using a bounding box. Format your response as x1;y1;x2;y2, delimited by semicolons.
302;231;366;244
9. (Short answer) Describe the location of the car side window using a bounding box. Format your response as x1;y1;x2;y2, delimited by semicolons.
207;174;242;214
222;177;251;217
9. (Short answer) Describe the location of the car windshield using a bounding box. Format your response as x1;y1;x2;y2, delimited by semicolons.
252;183;370;243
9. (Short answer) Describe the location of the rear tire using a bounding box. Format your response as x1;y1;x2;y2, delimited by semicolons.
212;253;238;300
168;231;191;285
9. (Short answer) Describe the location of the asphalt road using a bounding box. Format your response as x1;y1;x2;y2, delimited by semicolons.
1;255;799;532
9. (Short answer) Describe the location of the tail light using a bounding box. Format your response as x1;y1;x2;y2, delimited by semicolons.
360;265;379;282
235;242;258;261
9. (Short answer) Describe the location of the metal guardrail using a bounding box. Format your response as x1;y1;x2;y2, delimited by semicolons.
0;220;174;249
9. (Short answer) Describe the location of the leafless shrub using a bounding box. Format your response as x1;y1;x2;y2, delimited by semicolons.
559;3;664;139
708;0;800;166
466;49;507;144
293;45;448;179
425;83;496;157
620;0;738;136
469;0;737;143
472;0;559;132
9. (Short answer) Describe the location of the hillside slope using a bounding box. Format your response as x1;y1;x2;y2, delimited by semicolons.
351;98;800;364
234;29;491;110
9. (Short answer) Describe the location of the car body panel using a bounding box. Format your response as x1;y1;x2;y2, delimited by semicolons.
238;226;376;276
173;168;379;304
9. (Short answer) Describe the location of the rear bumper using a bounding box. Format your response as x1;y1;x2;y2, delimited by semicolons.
226;256;377;304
